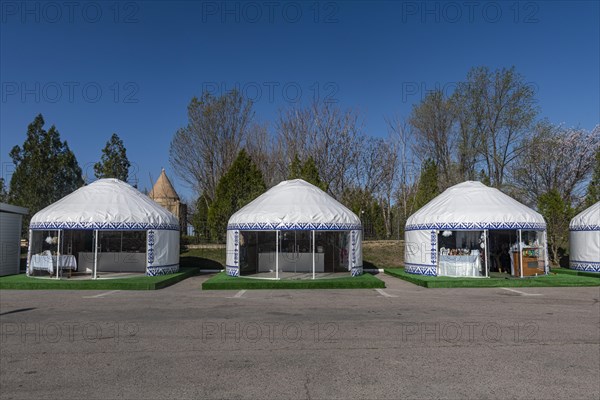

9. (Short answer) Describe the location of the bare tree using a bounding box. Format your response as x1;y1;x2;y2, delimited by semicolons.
455;66;538;188
509;123;600;207
169;90;253;201
276;101;363;198
245;122;285;188
409;89;456;185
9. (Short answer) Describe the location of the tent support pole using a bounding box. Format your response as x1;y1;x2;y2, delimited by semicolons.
275;230;279;280
94;230;99;280
56;230;61;279
518;229;523;278
26;229;32;276
312;230;315;280
484;230;489;278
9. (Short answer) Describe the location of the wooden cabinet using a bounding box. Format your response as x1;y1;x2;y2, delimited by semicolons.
512;248;544;277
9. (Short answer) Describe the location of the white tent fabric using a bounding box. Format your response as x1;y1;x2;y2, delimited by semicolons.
569;202;600;272
29;179;179;276
226;179;362;277
404;181;547;276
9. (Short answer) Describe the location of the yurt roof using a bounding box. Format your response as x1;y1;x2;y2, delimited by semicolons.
30;179;179;230
149;169;180;201
570;202;600;231
228;179;361;230
406;181;546;231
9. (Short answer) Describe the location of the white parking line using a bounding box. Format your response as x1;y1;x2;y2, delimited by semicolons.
500;288;542;296
375;289;397;298
82;290;120;299
228;290;247;299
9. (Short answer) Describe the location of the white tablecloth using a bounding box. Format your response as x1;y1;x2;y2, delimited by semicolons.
438;255;481;277
30;254;78;274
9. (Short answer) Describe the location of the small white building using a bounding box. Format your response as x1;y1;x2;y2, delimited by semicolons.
569;202;600;273
0;203;28;276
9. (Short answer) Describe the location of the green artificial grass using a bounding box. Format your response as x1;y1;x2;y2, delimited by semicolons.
0;267;198;290
552;268;600;278
384;268;600;288
202;271;385;290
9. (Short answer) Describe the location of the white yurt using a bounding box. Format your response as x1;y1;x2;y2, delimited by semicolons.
28;179;180;278
226;179;362;278
569;202;600;272
405;181;548;278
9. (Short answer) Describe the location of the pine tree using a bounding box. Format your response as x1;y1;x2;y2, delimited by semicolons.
207;149;266;241
287;155;328;192
412;159;439;210
9;114;84;232
94;133;131;182
0;178;8;202
538;189;574;266
191;194;211;240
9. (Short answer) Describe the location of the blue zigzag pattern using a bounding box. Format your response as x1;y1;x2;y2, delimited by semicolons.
570;225;600;232
569;261;600;273
405;221;546;231
147;264;179;276
405;263;437;276
30;221;180;231
226;266;240;277
351;266;363;277
227;222;362;231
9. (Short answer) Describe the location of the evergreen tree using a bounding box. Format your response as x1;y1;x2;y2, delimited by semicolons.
341;187;386;240
9;114;84;232
0;178;8;202
538;189;574;266
412;159;439;210
94;133;131;181
207;149;266;241
191;193;211;240
287;155;328;192
585;149;600;207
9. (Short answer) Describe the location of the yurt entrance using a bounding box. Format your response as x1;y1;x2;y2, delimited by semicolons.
28;229;147;279
239;230;351;278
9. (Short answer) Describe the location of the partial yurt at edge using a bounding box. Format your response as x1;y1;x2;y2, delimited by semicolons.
28;179;180;278
569;202;600;273
404;181;548;278
225;179;362;279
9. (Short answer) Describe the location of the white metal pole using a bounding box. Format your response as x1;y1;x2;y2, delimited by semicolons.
94;230;99;280
26;229;33;276
518;229;523;278
56;230;61;279
484;230;489;278
275;230;279;280
312;230;315;280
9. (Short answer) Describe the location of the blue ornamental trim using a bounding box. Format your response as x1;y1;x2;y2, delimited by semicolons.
233;231;239;267
30;221;180;231
226;266;240;277
405;263;437;276
146;264;179;276
405;221;546;231
430;230;437;266
351;266;363;276
570;225;600;232
227;222;362;231
147;230;155;265
569;260;600;273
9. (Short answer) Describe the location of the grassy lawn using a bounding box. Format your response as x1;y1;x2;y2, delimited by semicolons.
0;267;198;290
202;271;385;290
362;240;403;269
385;268;600;288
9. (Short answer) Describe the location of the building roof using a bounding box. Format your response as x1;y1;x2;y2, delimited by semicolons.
406;181;546;231
149;169;180;201
0;202;28;215
29;179;179;230
227;179;361;231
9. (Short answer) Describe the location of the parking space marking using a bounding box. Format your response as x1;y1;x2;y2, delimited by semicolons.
375;289;397;298
82;290;120;299
228;290;247;299
500;288;542;296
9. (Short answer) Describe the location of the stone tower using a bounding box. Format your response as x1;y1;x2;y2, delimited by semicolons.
149;169;187;234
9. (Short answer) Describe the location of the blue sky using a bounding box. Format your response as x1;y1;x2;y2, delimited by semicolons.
1;1;599;201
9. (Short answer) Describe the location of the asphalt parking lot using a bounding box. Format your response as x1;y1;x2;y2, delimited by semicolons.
1;274;599;400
